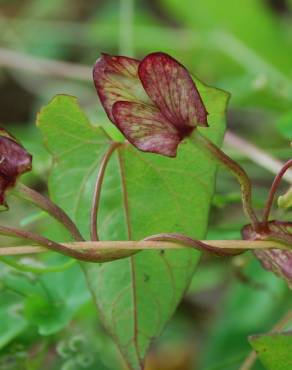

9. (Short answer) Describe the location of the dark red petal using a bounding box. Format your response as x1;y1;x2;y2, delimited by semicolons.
138;52;208;136
253;249;292;289
93;54;150;122
0;128;32;210
242;222;292;289
112;101;181;157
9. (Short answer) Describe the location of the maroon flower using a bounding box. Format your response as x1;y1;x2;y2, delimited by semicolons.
93;52;208;157
0;128;32;210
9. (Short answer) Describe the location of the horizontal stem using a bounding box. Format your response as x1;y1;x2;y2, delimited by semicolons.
0;225;120;262
0;239;288;256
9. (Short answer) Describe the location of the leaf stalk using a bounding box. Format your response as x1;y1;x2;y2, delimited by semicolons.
191;131;259;230
13;183;84;241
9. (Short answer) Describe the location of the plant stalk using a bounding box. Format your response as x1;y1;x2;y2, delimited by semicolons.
0;225;125;262
90;142;120;241
13;183;84;241
191;131;259;229
0;239;288;257
262;159;292;225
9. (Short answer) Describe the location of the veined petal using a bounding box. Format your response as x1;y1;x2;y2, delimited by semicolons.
138;52;208;135
253;249;292;289
242;222;292;289
112;101;181;157
0;128;32;210
93;54;151;122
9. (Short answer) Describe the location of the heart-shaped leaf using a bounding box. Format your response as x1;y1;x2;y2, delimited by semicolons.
37;79;228;369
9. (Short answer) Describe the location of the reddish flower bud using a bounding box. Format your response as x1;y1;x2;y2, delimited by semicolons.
0;128;32;210
93;52;208;157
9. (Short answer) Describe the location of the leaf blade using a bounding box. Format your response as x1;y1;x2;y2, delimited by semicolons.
38;83;228;369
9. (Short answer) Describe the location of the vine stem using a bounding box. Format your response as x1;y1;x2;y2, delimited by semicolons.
13;183;84;241
0;225;125;262
262;159;292;225
191;131;259;230
90;142;120;241
224;131;292;183
0;239;288;257
144;233;242;256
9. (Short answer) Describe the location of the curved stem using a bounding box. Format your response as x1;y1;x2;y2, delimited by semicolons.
0;225;109;262
90;142;120;241
14;183;84;241
262;159;292;225
144;233;243;256
191;131;259;229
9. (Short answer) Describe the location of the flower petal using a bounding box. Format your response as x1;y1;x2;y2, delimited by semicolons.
112;101;181;157
138;52;208;135
93;54;151;122
0;128;32;210
253;249;292;289
242;222;292;289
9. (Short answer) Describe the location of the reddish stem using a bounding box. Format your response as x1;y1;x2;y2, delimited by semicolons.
262;159;292;225
192;131;259;230
90;142;120;241
144;233;243;256
15;183;84;241
0;225;112;262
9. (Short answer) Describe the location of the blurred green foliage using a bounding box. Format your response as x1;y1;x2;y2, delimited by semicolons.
0;0;291;369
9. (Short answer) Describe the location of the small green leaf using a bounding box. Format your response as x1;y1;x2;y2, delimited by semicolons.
0;292;27;349
23;260;90;335
249;331;292;370
1;255;90;336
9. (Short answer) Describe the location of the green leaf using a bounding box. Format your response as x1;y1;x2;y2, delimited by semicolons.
1;255;90;336
199;258;290;370
36;94;112;232
37;83;228;369
0;292;27;349
249;331;292;370
23;258;91;335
